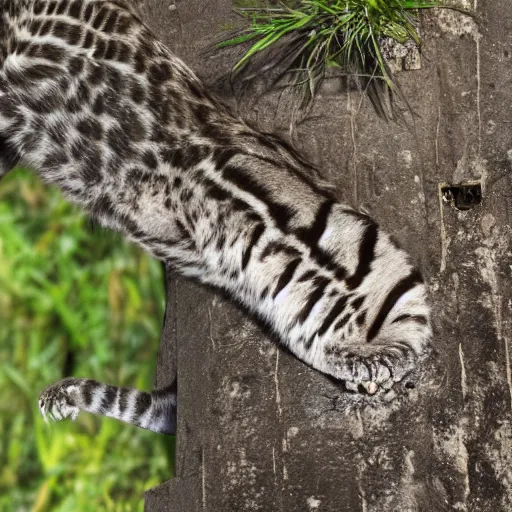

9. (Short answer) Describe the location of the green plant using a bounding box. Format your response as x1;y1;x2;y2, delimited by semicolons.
219;0;442;118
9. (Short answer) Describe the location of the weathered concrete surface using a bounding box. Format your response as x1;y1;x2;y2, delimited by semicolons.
143;1;512;510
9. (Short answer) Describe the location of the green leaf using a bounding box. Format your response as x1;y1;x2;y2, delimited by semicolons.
217;0;454;119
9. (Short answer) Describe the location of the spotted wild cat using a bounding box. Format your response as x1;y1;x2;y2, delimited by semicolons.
0;0;431;435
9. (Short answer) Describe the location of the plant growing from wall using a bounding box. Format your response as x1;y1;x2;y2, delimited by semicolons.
218;0;447;120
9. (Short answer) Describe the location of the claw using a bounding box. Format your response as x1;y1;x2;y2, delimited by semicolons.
375;364;391;384
380;378;394;391
345;380;359;392
361;381;379;395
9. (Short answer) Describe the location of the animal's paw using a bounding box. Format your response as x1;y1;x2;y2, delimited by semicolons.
326;344;416;395
39;378;81;422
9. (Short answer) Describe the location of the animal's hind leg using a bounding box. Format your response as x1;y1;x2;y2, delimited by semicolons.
39;377;177;435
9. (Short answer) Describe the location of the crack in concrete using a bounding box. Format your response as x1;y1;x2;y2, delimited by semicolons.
438;182;449;273
435;105;441;167
274;351;282;418
459;343;468;406
494;296;512;410
208;305;216;351
475;26;482;156
348;94;359;204
202;448;207;510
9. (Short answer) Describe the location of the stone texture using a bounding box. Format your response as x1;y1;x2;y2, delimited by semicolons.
143;1;512;510
145;476;202;512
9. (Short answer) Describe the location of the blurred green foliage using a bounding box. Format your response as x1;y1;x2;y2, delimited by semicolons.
0;169;172;511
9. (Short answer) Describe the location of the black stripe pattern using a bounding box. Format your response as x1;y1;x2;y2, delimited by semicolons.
345;221;378;290
273;258;301;299
297;276;330;324
297;199;335;248
367;270;424;342
241;223;265;270
222;164;293;231
318;296;348;336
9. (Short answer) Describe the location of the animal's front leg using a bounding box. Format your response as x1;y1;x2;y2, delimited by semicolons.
320;339;419;394
39;378;177;435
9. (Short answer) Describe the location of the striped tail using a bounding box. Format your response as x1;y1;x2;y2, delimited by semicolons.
38;377;176;435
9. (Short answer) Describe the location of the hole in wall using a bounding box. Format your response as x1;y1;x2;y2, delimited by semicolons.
440;181;482;211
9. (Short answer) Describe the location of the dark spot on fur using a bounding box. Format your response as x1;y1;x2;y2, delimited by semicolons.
83;31;95;49
88;63;105;86
351;296;365;310
102;90;119;116
193;104;211;125
134;51;146;73
66;96;82;114
93;38;107;60
27;43;65;63
148;61;172;85
0;97;17;118
38;20;53;37
68;56;84;75
119;108;145;141
117;42;131;63
106;125;133;157
161;145;209;170
130;80;146;103
116;15;131;35
212;148;237;169
52;20;68;39
104;40;118;60
187;79;205;99
77;117;103;140
151;125;168;143
141;150;158;169
92;6;110;30
30;19;42;35
77;82;90;103
105;66;122;90
92;95;105;115
25;92;61;114
56;0;69;15
68;1;81;18
103;11;119;34
16;41;30;54
34;1;45;15
46;1;58;15
356;311;366;326
21;132;39;153
180;188;193;202
83;2;94;22
42;150;69;168
66;24;81;46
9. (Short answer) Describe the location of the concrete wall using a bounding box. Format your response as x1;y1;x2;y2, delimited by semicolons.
143;1;512;510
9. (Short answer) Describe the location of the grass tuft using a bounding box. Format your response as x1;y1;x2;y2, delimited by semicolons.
219;0;444;119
